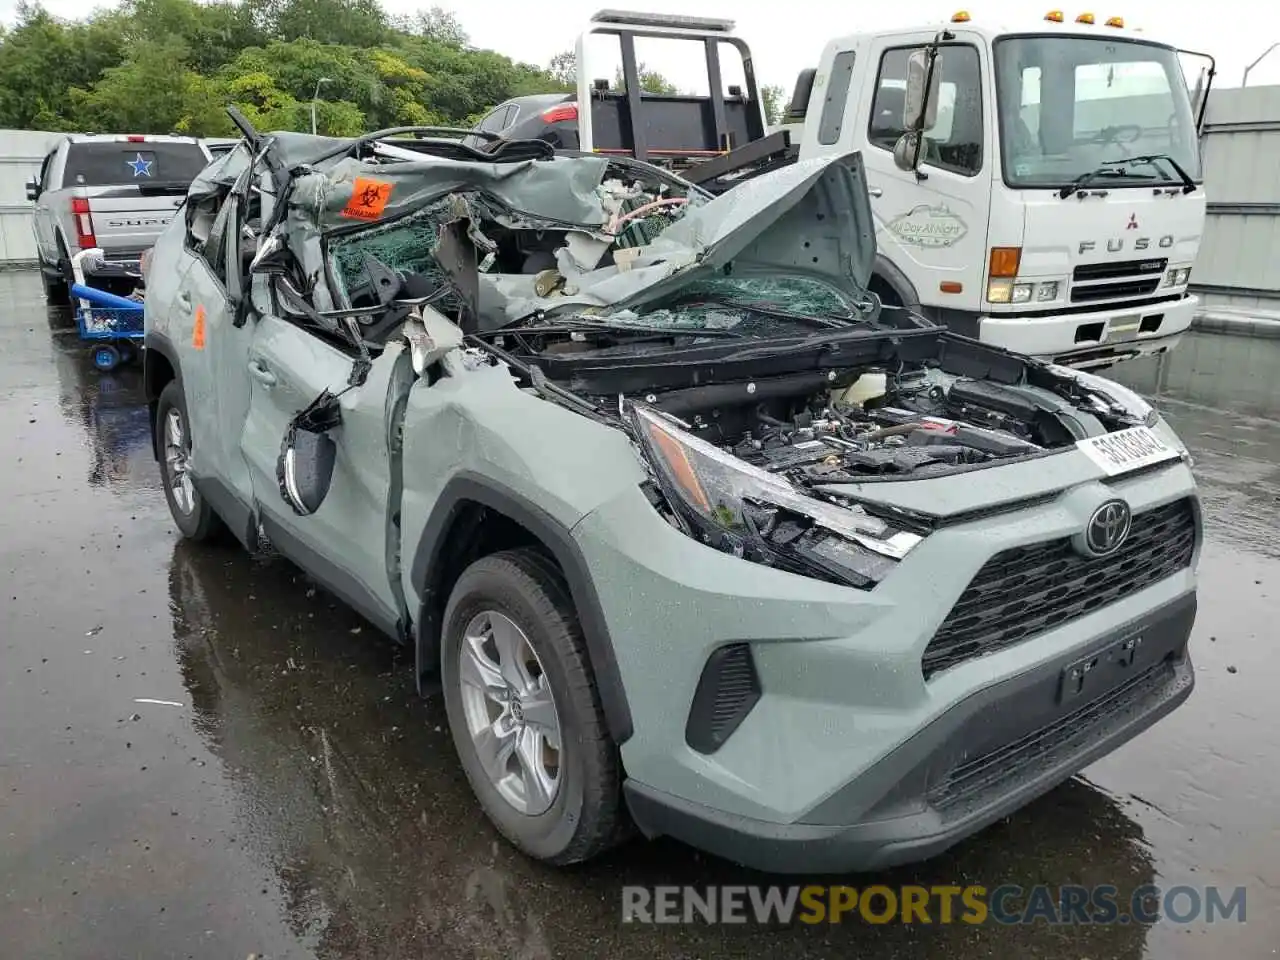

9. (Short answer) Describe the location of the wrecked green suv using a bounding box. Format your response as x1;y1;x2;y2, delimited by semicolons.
142;117;1201;873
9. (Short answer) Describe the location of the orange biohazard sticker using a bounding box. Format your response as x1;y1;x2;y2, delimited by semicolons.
341;177;394;221
192;304;206;350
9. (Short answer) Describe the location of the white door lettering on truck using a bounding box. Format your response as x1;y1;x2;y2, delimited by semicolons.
886;204;969;248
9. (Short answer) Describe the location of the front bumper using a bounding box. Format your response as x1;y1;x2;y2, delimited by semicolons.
980;295;1195;368
625;592;1195;874
573;455;1200;872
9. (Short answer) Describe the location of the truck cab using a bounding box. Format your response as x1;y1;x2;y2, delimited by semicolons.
782;11;1214;368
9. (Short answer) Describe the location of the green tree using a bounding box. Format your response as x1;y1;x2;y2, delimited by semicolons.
0;0;575;135
67;38;218;135
0;3;129;129
393;5;468;46
253;0;392;47
545;50;678;94
761;83;786;125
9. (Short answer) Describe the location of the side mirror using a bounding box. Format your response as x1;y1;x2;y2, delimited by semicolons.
904;49;941;133
893;132;922;172
278;426;337;516
25;177;40;202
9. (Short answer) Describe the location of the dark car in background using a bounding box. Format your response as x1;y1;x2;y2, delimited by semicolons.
461;93;580;151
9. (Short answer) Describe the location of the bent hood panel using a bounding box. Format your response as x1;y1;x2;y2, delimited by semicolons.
629;151;877;309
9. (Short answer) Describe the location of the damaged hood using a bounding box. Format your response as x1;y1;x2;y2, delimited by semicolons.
501;152;878;320
273;135;876;325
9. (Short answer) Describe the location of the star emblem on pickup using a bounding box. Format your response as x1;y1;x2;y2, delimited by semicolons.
127;153;153;177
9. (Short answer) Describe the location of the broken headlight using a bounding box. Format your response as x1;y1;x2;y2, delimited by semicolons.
632;405;922;587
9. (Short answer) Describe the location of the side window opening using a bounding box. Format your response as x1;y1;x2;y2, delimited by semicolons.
817;50;858;146
38;151;55;190
867;44;984;177
184;190;232;287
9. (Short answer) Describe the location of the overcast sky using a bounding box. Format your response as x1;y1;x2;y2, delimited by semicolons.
5;0;1279;93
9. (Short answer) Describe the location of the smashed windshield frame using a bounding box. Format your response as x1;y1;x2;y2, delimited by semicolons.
318;151;883;348
993;35;1202;189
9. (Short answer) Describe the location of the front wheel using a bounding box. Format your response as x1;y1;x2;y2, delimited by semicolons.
441;548;628;865
155;380;224;542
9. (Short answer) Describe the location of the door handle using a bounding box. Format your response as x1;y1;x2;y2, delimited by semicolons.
868;186;884;198
175;290;191;310
248;359;277;387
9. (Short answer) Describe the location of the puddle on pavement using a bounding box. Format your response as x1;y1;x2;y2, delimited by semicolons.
4;271;1278;959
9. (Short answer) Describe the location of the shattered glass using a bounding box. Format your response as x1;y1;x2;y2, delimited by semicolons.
555;276;861;336
329;199;459;310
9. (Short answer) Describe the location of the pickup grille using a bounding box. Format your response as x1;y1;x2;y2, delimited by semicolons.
922;498;1196;678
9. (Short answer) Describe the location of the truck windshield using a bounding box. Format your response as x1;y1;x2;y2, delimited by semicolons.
993;36;1201;189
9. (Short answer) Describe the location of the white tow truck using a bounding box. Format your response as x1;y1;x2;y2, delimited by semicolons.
570;9;1216;369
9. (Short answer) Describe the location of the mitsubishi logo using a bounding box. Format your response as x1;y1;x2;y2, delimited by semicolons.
1082;500;1133;557
1126;213;1139;230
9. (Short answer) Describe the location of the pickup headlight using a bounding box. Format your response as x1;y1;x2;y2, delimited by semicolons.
632;405;922;587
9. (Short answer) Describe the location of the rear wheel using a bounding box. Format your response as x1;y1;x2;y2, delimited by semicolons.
156;380;224;542
441;548;628;865
41;266;69;304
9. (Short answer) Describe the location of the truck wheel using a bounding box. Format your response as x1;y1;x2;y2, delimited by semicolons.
441;548;627;865
155;380;224;542
42;266;69;305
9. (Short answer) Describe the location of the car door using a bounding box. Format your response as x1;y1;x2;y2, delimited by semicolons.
239;308;410;639
165;164;259;510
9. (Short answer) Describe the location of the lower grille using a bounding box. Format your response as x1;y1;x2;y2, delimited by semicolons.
923;498;1196;678
928;658;1181;811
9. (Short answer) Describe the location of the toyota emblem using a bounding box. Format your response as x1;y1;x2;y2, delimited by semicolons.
1084;500;1132;556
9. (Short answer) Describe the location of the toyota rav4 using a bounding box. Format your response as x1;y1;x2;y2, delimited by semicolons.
140;112;1200;873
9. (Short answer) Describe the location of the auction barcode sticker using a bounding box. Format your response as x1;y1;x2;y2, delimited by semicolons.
1076;425;1181;476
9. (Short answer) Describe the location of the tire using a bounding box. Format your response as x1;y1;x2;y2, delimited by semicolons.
441;548;628;865
155;380;224;542
41;265;69;305
91;344;120;371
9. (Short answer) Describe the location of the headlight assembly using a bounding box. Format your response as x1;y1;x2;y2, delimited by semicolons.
631;404;922;588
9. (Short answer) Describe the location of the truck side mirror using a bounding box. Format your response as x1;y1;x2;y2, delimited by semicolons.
25;177;39;201
893;132;922;172
903;49;941;133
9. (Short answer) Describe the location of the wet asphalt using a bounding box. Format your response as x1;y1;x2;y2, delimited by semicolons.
2;266;1277;960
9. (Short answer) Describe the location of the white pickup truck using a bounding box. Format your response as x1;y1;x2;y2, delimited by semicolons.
27;133;213;302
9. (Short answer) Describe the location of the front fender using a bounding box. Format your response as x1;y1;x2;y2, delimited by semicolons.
398;362;647;742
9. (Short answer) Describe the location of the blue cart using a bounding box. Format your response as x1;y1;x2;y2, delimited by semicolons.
73;298;145;372
69;247;146;372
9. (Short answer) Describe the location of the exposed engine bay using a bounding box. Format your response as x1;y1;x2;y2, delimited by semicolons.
610;360;1139;484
